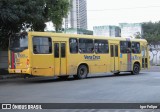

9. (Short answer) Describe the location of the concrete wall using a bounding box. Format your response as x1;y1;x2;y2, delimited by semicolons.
0;50;8;68
0;50;8;74
149;50;160;65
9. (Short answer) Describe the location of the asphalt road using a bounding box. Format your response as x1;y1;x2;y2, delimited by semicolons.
0;71;160;112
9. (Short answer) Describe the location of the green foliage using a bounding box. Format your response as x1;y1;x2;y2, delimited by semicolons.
47;0;70;32
134;32;141;39
0;0;46;31
142;21;160;46
0;0;46;49
0;0;70;49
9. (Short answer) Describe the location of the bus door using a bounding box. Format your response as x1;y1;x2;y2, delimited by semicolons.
54;42;67;76
110;44;119;72
142;45;148;69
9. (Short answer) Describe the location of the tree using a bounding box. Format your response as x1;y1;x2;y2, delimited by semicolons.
142;21;160;46
134;32;141;39
47;0;70;32
0;0;70;49
0;0;46;49
142;21;160;65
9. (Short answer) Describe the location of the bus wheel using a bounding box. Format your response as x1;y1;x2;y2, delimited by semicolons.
131;64;140;75
58;76;69;80
75;65;88;79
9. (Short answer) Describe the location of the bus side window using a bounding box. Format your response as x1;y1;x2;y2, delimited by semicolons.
127;42;131;53
33;37;52;54
54;43;59;57
132;48;136;53
79;38;94;53
94;39;109;54
79;48;82;53
132;42;140;54
69;38;78;53
120;41;131;53
126;48;131;53
33;45;39;54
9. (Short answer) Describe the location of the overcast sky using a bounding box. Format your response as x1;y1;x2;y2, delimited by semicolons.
87;0;160;30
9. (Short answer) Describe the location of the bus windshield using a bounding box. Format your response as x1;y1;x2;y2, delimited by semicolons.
9;33;28;51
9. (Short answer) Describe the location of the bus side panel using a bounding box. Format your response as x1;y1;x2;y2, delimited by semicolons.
119;54;131;71
67;54;110;75
89;54;110;73
69;65;77;75
30;54;54;76
132;54;141;70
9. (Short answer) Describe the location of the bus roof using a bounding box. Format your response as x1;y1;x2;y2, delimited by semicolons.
28;32;147;43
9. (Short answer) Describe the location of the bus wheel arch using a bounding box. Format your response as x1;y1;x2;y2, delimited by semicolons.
131;62;140;75
74;63;89;79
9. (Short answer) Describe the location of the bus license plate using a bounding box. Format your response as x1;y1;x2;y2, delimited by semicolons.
15;69;21;73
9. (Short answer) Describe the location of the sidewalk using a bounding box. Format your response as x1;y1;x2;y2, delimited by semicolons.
0;74;23;80
0;69;23;80
141;66;160;72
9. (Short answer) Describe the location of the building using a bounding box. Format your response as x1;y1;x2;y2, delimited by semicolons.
64;0;87;29
119;23;142;38
45;0;88;32
93;25;121;37
65;28;93;35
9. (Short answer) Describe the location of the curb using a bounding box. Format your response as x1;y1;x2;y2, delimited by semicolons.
0;74;23;80
0;69;8;75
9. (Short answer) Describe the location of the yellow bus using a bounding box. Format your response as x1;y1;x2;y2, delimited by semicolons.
8;32;149;79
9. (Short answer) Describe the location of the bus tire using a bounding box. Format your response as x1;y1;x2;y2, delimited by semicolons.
75;65;88;79
131;63;140;75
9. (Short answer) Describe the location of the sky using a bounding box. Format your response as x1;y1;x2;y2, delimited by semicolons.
87;0;160;30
